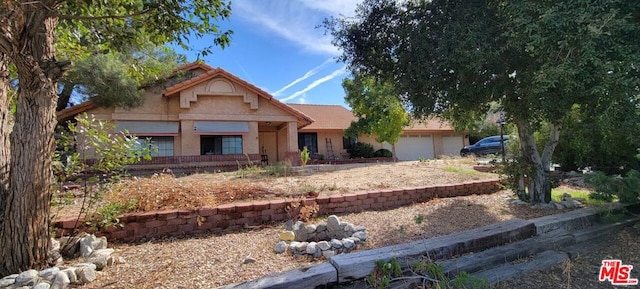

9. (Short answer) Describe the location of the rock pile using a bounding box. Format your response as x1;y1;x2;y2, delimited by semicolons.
0;234;121;289
508;193;585;209
274;215;368;259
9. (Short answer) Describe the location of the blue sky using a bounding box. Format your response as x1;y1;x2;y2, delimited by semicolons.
174;0;361;107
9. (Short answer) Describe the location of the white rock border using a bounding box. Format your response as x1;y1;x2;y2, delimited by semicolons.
0;234;123;289
275;215;368;258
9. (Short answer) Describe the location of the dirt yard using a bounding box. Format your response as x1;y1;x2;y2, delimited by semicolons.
53;158;627;289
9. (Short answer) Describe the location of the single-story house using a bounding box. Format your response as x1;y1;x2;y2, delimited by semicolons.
56;62;468;170
288;104;469;161
57;62;314;170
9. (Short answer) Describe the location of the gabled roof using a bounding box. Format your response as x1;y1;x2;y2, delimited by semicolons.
288;104;357;131
162;66;314;126
56;62;314;126
291;103;456;132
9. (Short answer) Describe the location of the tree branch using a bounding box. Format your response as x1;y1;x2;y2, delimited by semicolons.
55;8;150;21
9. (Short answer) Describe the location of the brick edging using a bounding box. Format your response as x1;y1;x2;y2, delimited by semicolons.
54;179;501;242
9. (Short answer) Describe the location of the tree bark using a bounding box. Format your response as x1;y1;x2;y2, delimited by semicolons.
0;5;66;275
0;53;12;251
56;83;75;111
515;121;561;204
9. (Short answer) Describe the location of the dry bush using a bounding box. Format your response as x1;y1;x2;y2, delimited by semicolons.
285;200;319;222
106;174;273;212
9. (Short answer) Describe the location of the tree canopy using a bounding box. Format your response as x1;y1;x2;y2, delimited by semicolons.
327;0;640;203
57;45;187;110
343;74;407;160
0;0;232;275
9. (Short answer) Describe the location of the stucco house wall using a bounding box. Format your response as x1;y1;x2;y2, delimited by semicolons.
57;63;313;169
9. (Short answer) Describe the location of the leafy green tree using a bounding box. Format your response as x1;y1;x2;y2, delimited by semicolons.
343;75;408;161
0;0;231;275
327;0;640;203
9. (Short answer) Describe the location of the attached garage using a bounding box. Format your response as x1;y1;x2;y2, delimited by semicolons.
384;134;435;161
441;134;465;156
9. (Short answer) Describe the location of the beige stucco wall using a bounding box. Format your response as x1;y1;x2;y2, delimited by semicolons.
314;131;349;159
358;132;462;159
81;76;303;159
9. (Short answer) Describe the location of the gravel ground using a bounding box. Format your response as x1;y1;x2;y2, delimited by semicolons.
54;159;629;289
76;190;572;289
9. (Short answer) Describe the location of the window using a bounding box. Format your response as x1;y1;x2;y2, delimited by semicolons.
201;135;243;155
138;136;174;157
298;133;318;154
343;136;357;149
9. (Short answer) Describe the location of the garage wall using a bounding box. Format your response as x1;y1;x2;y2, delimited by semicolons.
442;134;465;156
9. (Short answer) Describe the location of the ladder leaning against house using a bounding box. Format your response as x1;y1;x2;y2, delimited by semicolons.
325;138;336;160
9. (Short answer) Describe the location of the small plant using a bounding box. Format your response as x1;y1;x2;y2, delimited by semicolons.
414;214;425;225
366;258;403;289
300;146;310;166
52;113;152;237
417;156;427;162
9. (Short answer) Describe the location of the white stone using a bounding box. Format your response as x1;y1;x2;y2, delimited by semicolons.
353;231;368;241
15;269;39;287
86;255;108;271
330;239;342;249
39;267;60;282
322;250;336;259
76;266;96;283
50;238;61;252
74;263;97;271
317;241;331;251
61;268;78;284
305;224;317;234
327;215;340;231
0;277;15;287
306;242;318;254
274;241;288;254
553;202;565;210
342;238;355;249
34;283;50;289
51;271;70;289
79;235;97;257
90;248;114;258
343;223;355;233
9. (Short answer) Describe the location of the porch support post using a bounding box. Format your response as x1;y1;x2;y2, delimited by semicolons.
285;122;301;165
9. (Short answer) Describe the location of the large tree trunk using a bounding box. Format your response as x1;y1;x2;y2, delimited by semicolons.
515;121;561;204
0;8;67;275
0;54;12;256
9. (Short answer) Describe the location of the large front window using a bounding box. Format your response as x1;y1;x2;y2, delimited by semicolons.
298;133;318;154
138;136;174;157
201;135;243;155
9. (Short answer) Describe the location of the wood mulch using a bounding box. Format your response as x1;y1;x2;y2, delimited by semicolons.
53;159;612;288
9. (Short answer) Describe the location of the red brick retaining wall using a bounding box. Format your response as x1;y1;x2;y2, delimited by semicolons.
54;179;501;242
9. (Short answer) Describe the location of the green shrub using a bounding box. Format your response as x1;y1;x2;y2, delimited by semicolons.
586;170;640;204
348;142;375;158
374;148;392;158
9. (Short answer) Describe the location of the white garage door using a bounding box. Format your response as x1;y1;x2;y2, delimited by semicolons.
442;135;464;156
384;134;434;160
